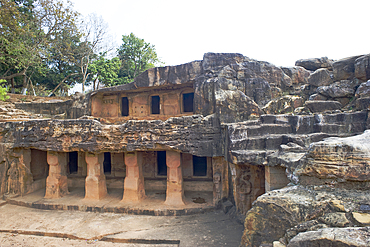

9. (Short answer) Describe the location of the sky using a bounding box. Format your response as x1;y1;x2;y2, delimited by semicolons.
71;0;370;69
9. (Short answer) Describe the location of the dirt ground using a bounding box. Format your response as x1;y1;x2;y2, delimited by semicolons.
0;203;243;247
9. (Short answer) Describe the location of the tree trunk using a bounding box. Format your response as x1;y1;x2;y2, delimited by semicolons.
21;75;28;95
11;78;15;94
48;73;79;97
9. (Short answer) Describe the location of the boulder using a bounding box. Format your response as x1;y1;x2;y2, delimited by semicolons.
242;184;370;247
241;186;319;247
355;54;370;81
295;57;333;71
333;55;363;81
307;68;333;87
262;95;304;114
316;80;355;98
215;88;262;123
355;97;370;110
295;130;370;183
355;80;370;97
288;227;370;247
305;100;342;113
281;66;310;85
308;93;328;101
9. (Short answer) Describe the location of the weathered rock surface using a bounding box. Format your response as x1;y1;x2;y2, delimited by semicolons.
333;55;363;81
316;80;355;98
307;68;333;87
262;95;304;115
295;57;333;71
355;54;370;81
242;185;370;247
215;88;262;123
305;100;342;113
295;130;370;184
281;66;310;85
288;227;370;247
355;80;370;97
308;93;328;101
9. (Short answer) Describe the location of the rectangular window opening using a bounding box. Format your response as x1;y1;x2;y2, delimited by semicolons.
103;152;112;174
68;151;78;174
193;155;207;176
121;97;129;116
183;92;194;112
151;95;160;114
157;151;167;176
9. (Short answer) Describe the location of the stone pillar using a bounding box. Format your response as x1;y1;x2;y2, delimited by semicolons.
85;153;107;200
45;151;68;199
165;150;185;206
122;151;145;202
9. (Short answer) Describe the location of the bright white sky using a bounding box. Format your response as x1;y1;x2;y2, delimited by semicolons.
72;0;369;68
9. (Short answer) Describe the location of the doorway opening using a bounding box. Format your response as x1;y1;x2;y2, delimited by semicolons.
103;152;111;174
193;155;207;176
68;151;78;174
157;151;167;176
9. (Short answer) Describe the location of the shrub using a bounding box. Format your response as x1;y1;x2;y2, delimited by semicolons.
0;80;10;101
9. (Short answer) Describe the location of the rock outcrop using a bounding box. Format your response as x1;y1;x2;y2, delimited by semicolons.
242;131;370;247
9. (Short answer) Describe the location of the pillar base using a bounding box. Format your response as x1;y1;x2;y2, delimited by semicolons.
164;190;185;206
44;175;68;199
84;175;107;200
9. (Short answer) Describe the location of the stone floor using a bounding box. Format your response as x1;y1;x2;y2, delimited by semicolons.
0;203;243;246
6;188;214;216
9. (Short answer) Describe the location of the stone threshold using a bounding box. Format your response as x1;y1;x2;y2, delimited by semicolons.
5;188;215;216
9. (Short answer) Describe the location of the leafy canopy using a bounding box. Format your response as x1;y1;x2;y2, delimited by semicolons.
117;33;161;84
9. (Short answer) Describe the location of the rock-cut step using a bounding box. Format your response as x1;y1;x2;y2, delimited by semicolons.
227;123;292;141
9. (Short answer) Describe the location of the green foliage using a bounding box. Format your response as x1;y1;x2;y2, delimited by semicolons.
89;54;120;88
117;33;162;85
0;79;9;101
0;0;80;90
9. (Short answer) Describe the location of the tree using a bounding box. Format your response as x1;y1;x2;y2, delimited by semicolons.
0;0;80;93
0;80;9;101
78;13;111;92
117;33;161;85
89;54;120;90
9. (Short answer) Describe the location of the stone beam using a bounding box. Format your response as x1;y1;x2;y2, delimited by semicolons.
165;150;185;206
45;151;68;199
122;151;145;202
85;153;107;200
